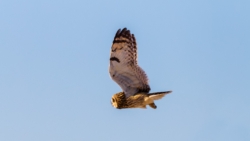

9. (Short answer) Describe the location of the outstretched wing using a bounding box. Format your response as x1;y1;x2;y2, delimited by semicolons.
109;28;150;98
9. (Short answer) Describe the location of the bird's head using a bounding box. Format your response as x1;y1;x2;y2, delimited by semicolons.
111;95;118;108
110;92;126;109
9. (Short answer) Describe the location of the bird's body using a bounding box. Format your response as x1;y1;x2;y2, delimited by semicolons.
109;28;172;109
111;91;172;109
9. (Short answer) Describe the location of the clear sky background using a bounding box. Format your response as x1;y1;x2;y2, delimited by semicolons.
1;0;249;141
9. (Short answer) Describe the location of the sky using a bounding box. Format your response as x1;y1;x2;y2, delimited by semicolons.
0;0;250;141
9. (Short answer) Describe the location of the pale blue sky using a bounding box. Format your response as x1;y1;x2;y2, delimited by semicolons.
1;0;250;141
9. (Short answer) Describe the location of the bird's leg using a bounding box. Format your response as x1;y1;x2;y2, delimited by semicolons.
149;103;157;109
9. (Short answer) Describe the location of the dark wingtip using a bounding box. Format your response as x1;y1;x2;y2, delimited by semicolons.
120;28;129;37
114;27;131;38
115;29;121;37
162;90;172;95
121;27;127;33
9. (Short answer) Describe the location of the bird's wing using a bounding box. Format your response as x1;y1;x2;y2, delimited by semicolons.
109;28;150;98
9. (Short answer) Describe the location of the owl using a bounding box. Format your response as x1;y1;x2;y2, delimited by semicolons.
109;28;172;109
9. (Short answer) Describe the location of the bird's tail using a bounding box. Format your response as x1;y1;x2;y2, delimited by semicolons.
148;91;172;100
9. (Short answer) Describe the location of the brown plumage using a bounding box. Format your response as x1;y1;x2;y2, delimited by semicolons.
109;28;172;109
111;91;172;109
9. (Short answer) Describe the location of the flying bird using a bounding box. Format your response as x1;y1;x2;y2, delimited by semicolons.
109;28;172;109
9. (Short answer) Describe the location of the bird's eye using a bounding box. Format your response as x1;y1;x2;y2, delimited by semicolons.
111;98;115;103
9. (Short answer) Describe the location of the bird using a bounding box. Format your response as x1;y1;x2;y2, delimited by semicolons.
109;28;172;109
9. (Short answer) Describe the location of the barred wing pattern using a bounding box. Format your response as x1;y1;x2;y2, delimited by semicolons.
109;28;150;98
